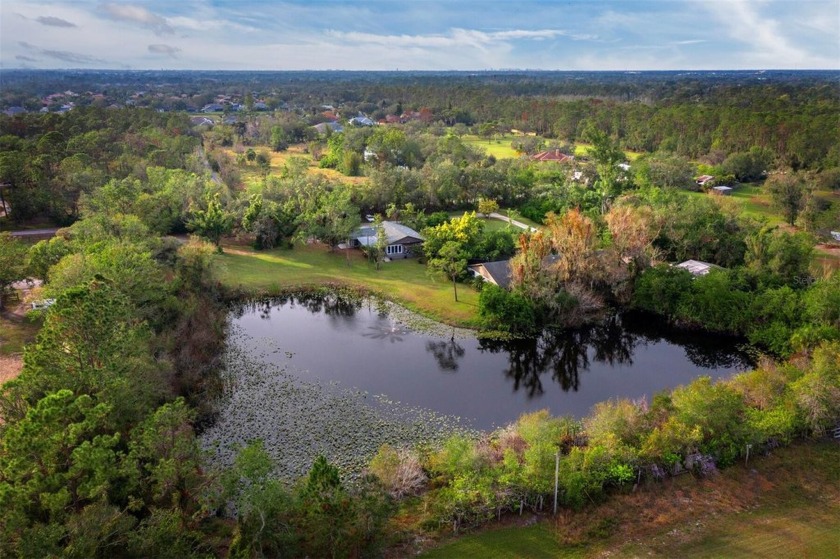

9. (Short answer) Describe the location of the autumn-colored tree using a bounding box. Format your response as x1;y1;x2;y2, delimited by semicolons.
605;205;659;271
545;209;597;284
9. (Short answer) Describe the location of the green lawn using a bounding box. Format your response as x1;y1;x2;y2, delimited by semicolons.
462;134;524;159
0;314;39;356
574;142;643;161
420;523;574;559
215;243;481;327
728;183;786;224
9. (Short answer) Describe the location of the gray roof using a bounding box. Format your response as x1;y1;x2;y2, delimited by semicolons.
675;259;716;276
470;260;513;289
314;121;344;134
352;221;424;247
349;116;375;126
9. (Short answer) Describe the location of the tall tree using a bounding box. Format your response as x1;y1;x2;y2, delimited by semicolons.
428;241;467;302
187;193;232;252
767;171;811;226
584;126;628;214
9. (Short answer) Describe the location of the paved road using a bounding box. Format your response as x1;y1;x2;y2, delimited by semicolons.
487;212;539;232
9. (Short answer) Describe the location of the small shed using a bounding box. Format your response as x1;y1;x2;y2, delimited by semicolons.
711;186;733;195
696;174;715;187
675;259;716;276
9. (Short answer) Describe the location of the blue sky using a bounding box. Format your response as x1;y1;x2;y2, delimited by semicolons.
2;1;838;70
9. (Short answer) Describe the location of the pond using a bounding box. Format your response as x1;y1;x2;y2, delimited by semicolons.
228;295;754;431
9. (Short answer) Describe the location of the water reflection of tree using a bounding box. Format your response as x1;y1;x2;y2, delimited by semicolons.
363;324;406;343
426;339;466;371
480;314;638;397
621;311;754;369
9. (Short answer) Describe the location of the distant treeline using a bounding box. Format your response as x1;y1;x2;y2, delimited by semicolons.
2;70;839;169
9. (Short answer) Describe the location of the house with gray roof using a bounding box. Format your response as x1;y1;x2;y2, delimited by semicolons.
469;260;513;289
350;221;424;260
313;121;344;134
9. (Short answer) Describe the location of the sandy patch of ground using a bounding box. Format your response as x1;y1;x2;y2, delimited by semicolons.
0;354;23;385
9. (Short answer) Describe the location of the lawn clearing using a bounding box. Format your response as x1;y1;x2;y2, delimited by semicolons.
215;243;481;327
419;523;569;559
574;142;643;161
221;144;369;192
462;134;524;159
728;183;785;224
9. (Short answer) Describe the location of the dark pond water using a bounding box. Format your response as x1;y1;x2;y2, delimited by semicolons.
230;295;754;430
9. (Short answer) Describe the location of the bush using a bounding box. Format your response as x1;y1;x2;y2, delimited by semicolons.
632;264;694;319
478;284;538;335
368;445;427;499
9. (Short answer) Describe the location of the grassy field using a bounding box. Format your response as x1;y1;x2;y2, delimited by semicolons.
462;134;524;159
418;441;840;558
574;142;644;161
419;523;568;559
215;243;481;327
0;315;39;357
222;144;369;193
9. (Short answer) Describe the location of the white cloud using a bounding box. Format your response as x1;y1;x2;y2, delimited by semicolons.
100;2;173;35
0;0;836;70
328;28;587;50
702;0;825;68
148;44;180;57
36;15;76;27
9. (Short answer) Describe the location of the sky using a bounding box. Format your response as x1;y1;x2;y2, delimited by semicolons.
1;0;838;71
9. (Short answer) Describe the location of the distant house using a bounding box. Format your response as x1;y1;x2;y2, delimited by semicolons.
696;175;715;187
711;186;733;195
190;116;214;126
253;102;269;111
470;254;560;289
3;106;26;116
348;115;375;127
530;149;574;163
830;231;840;242
201;103;224;113
469;260;513;289
675;259;717;276
350;221;424;259
313;121;344;134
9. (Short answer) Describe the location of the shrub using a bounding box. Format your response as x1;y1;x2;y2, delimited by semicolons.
368;445;427;499
478;284;538;335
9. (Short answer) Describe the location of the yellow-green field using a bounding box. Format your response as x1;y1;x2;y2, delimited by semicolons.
215;243;481;327
462;134;525;159
221;145;369;192
573;142;644;161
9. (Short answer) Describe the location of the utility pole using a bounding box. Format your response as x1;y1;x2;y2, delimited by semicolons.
553;449;560;515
